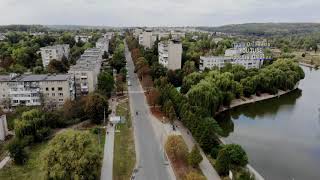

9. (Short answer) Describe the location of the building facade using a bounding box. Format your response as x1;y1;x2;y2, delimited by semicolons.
75;35;92;43
68;42;105;97
158;40;182;70
0;74;75;108
139;30;157;49
40;44;70;67
96;37;109;53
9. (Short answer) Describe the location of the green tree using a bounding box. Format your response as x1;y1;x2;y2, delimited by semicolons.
47;59;68;73
43;130;101;180
188;145;203;167
84;93;108;124
215;147;230;175
98;71;114;97
7;138;28;165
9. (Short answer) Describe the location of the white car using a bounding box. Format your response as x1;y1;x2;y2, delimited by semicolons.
127;81;131;86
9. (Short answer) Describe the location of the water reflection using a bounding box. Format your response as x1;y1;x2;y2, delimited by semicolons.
216;89;302;137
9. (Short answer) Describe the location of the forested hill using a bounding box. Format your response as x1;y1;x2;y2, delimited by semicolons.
199;23;320;36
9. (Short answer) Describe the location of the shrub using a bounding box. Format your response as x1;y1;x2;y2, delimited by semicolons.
165;135;188;162
188;146;203;167
185;171;206;180
7;138;28;165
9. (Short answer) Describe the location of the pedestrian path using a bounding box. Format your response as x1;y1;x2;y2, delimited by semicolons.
101;125;115;180
0;156;10;169
101;97;117;180
174;121;221;180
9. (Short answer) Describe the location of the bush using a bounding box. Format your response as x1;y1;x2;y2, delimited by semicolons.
215;144;248;175
215;148;230;175
7;138;28;165
185;171;206;180
165;135;188;162
188;146;203;167
224;144;248;167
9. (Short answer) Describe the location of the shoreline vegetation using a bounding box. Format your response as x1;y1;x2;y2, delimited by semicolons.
217;83;299;114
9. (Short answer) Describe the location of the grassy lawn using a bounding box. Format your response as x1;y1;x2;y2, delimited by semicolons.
0;125;105;180
0;142;47;180
113;98;136;180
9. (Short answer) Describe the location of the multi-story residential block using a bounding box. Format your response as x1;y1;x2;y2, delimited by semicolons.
133;28;144;38
40;44;70;67
158;40;182;70
0;73;75;108
103;32;114;40
96;37;109;53
75;35;92;43
139;30;157;49
68;47;103;97
199;42;270;71
0;33;6;41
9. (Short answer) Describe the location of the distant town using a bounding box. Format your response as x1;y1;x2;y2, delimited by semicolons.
0;23;319;180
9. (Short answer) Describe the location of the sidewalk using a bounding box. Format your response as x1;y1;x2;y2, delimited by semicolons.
100;125;115;180
175;121;221;180
100;98;117;180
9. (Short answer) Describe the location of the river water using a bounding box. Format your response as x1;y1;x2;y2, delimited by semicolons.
216;66;320;180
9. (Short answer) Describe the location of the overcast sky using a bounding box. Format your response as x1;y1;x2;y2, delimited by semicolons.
0;0;319;26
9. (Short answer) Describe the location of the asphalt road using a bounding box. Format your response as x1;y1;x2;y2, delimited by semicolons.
125;42;173;180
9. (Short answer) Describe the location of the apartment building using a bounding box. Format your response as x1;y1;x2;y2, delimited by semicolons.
0;33;6;41
103;32;114;40
68;47;103;97
139;30;157;49
75;35;92;43
0;73;75;108
96;37;109;53
158;40;182;70
40;44;70;67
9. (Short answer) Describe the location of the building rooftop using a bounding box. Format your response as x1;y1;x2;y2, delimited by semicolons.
0;74;71;82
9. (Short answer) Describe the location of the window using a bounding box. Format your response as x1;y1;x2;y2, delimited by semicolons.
58;93;63;97
52;93;55;96
58;87;63;91
51;87;55;91
46;87;49;91
59;99;64;102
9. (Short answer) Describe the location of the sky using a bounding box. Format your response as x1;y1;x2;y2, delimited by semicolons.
0;0;319;26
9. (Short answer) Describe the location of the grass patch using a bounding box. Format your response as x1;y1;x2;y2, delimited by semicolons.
113;98;136;180
0;142;47;180
0;125;105;180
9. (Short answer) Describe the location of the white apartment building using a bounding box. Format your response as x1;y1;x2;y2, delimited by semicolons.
75;35;92;43
133;28;144;38
0;34;6;41
68;48;103;97
40;44;70;67
139;30;157;49
200;52;265;71
0;74;75;108
158;40;182;70
103;32;114;40
96;38;109;53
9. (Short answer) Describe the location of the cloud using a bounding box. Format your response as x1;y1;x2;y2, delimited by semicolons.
0;0;319;26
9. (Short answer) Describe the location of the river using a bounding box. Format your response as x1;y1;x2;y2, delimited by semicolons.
216;66;320;180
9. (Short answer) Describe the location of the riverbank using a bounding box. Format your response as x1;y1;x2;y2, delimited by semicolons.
217;84;299;114
299;62;317;68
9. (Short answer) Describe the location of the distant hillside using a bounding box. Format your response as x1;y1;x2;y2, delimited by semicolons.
199;23;320;36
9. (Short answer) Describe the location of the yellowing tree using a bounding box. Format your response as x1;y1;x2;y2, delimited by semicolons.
43;130;101;180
